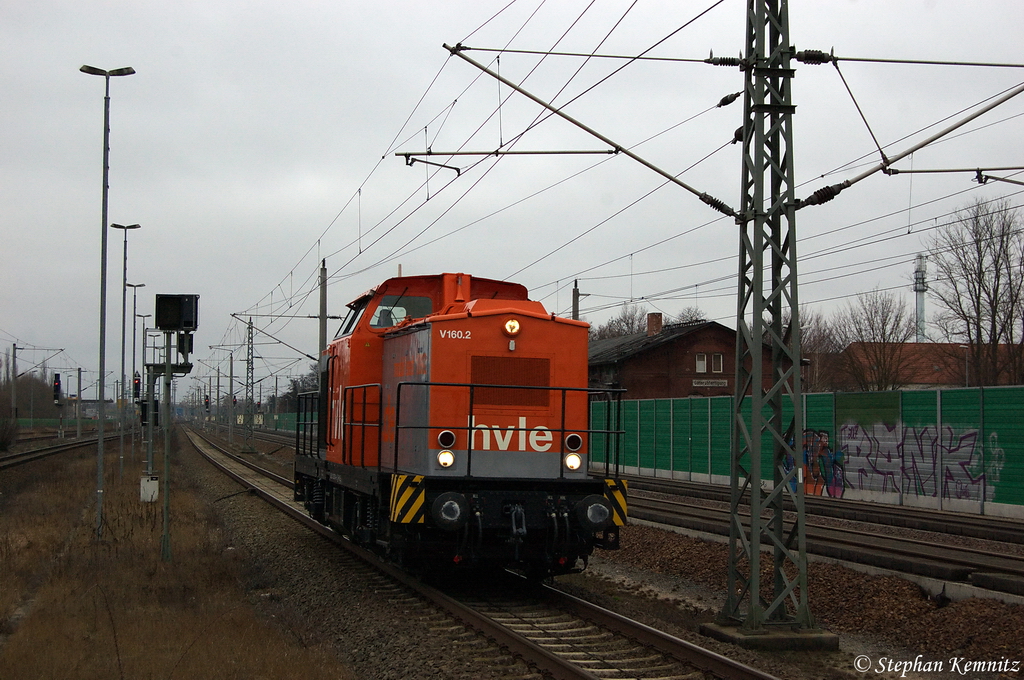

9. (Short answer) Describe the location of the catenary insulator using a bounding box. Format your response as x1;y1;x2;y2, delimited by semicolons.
797;181;850;208
796;49;833;64
717;92;741;108
699;192;735;217
705;50;742;67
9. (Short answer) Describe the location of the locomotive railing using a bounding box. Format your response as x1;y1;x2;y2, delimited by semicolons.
391;381;624;478
295;391;319;459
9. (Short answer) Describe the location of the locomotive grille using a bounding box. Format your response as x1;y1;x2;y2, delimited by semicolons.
471;356;550;407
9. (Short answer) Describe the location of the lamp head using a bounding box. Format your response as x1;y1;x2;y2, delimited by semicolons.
80;65;135;77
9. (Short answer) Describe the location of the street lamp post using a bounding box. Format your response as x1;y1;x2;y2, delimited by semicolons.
112;223;141;476
81;64;135;539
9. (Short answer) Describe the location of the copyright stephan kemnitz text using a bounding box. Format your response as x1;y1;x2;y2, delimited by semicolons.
855;654;1020;676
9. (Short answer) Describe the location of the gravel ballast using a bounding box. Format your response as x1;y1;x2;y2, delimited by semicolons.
187;440;1024;679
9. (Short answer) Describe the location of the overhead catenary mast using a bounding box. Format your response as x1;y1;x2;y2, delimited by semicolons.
914;254;928;343
707;0;820;645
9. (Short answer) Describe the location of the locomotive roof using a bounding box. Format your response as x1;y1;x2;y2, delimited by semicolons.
349;272;529;307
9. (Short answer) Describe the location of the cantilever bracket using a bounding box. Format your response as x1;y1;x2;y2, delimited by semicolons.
401;154;461;176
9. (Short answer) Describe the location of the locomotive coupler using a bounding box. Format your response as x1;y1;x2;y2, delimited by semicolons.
510;504;527;538
509;504;527;561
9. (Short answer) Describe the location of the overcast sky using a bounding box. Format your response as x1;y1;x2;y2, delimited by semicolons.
2;0;1022;402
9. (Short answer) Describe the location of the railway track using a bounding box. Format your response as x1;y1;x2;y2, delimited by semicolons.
630;492;1024;597
183;426;779;680
624;475;1024;544
0;433;116;471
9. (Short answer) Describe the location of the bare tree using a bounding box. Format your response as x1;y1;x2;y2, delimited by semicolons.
831;289;916;391
673;306;707;324
799;307;844;392
590;303;649;340
276;362;319;412
929;197;1024;385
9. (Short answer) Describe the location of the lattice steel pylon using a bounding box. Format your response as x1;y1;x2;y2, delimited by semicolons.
244;317;256;453
721;0;813;632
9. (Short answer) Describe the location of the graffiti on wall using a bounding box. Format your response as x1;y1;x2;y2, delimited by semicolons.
788;424;1005;502
799;429;845;498
837;422;1005;502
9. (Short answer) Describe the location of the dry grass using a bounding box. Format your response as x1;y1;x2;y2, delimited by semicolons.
0;432;353;680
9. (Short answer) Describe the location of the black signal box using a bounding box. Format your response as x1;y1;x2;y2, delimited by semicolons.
155;294;200;331
140;400;160;426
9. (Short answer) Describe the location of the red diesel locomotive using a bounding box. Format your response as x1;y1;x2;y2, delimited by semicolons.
293;272;626;576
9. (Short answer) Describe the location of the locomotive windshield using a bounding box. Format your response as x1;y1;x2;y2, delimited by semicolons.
370;294;432;328
337;297;369;337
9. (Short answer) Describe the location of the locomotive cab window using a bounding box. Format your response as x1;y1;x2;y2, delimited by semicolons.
370;295;433;328
337;297;369;337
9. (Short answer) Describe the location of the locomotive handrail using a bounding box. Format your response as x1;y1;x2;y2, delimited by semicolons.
392;380;624;478
295;391;319;459
324;354;337;447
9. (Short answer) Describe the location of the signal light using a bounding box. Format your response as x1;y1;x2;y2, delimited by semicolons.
53;373;61;403
133;373;141;400
204;395;210;411
232;395;237;406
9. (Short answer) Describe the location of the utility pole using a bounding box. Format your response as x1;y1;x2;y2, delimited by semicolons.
161;330;172;561
146;360;155;475
244;319;255;452
10;344;16;422
914;254;928;343
319;259;328;380
228;352;234;445
77;367;82;438
705;0;831;649
572;280;580;321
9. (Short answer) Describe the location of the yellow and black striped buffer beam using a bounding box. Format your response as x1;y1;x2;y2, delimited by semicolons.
390;474;426;524
604;479;628;526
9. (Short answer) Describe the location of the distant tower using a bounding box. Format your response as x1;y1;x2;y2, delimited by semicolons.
914;254;928;342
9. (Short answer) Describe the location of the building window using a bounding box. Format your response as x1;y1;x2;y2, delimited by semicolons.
695;352;707;373
712;353;723;373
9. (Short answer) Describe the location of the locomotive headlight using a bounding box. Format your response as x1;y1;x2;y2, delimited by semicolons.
503;318;521;336
564;453;582;471
437;450;455;468
564;433;583;452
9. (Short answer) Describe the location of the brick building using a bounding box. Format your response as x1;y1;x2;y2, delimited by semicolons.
588;313;778;399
